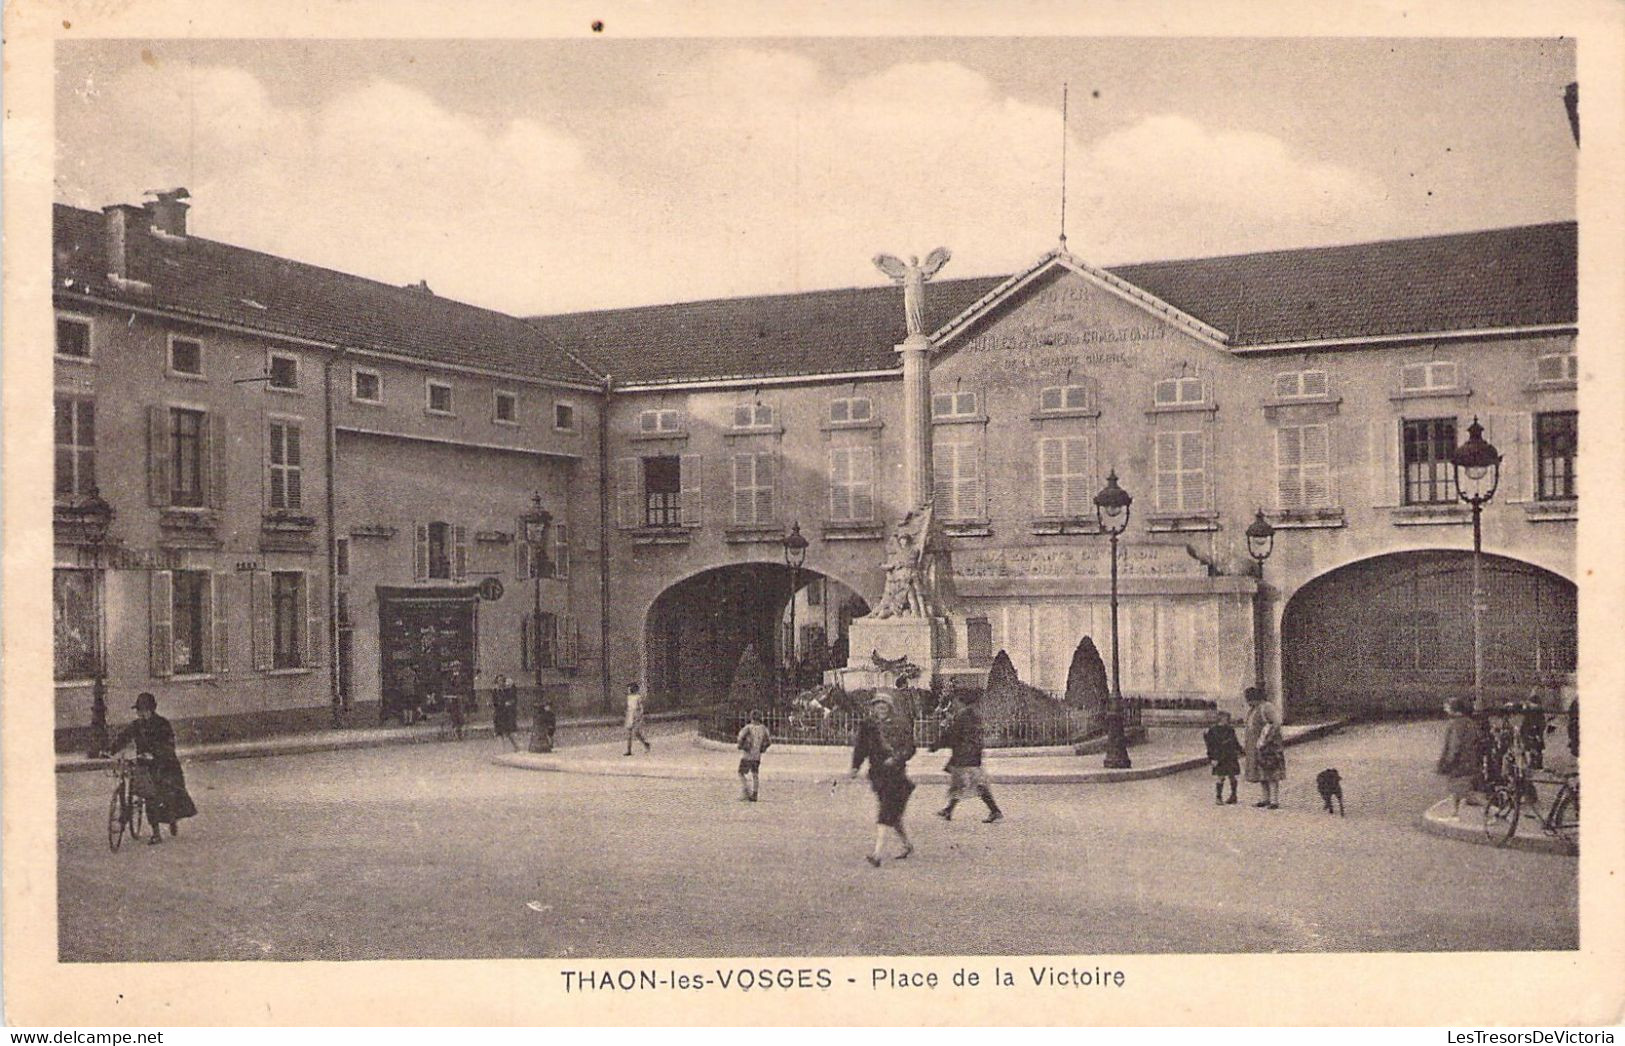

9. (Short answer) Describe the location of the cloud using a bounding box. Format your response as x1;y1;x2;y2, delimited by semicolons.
56;49;1394;315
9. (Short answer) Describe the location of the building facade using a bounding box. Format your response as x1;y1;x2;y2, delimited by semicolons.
52;195;1577;741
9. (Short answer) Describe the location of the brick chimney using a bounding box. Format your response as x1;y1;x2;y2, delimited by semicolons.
101;203;148;284
145;187;190;238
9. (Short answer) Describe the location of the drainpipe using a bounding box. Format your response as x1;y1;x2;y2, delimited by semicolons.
324;348;343;725
599;373;613;714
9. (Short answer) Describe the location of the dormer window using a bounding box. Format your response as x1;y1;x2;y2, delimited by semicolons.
267;352;300;391
494;390;519;424
168;336;203;377
1153;376;1206;406
731;403;776;429
829;397;873;424
1039;385;1092;412
56;315;92;360
1400;361;1458;392
639;408;682;434
931;391;978;418
426;380;454;415
1536;350;1578;384
1272;370;1329;399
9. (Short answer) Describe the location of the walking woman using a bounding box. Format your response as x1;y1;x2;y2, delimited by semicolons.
491;674;520;752
1242;686;1285;809
847;691;917;866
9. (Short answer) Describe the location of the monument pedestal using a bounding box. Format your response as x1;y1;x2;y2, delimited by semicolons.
837;615;945;690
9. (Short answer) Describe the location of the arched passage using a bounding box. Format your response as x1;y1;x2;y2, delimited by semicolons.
644;564;870;707
1281;550;1575;718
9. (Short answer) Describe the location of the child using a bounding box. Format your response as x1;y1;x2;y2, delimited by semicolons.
736;710;771;801
1203;711;1243;805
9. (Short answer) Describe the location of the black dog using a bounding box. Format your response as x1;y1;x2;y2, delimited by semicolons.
1316;768;1345;816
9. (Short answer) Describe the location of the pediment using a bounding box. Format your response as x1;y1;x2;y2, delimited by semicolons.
929;249;1229;366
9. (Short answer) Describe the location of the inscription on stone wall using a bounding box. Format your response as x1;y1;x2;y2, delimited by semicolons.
951;545;1204;580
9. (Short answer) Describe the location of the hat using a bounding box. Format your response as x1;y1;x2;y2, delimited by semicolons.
133;692;157;712
1243;686;1265;704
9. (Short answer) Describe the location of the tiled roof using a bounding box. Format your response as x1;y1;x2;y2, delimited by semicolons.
52;204;602;387
534;222;1576;385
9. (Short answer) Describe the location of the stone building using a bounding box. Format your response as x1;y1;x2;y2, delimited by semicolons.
52;192;1577;740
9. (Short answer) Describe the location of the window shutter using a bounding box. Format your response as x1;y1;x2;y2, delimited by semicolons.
854;447;875;522
1369;420;1401;507
149;570;174;678
1303;424;1331;508
758;453;777;523
1182;431;1207;511
211;572;229;675
828;448;848;521
147;406;170;506
932;443;954;517
1276;428;1301;510
414;523;429;581
206;413;228;509
616;457;641;529
962;443;984;520
452;525;469;581
1155;433;1178;512
554;522;570;580
251;571;273;671
680;453;704;526
515;519;530;579
557;613;578;668
1039;439;1063;517
304;573;324;667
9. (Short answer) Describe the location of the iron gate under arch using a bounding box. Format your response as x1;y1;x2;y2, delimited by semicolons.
1281;551;1575;719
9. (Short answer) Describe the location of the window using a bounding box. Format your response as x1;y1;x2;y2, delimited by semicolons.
731;403;776;428
1402;418;1458;505
414;522;467;581
172;570;210;675
828;446;875;522
830;397;873;424
933;442;982;520
1154;376;1206;406
426;381;454;415
1536;411;1577;501
1400;361;1459;392
1038;436;1094;517
1272;370;1329;399
1276;424;1332;511
54;396;96;499
53;568;99;681
170;408;207;507
554;401;577;432
267;352;300;391
168;336;203;377
1536;351;1578;384
335;537;350;577
56;316;91;360
807;579;824;607
1154;431;1208;512
732;452;777;525
523;611;559;670
1039;385;1092;412
931;391;978;418
351;367;382;404
639;408;682;433
494;390;518;424
268;421;303;511
427;522;452;580
644;456;681;526
271;571;305;669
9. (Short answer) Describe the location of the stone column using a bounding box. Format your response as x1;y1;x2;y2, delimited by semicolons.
896;332;933;510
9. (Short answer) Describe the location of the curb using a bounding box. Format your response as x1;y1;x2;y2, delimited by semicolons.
494;718;1347;785
1416;798;1577;856
54;710;698;774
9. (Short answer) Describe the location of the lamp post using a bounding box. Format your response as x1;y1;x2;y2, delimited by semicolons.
76;492;115;758
1450;417;1502;712
1093;470;1133;769
781;521;809;699
1245;509;1277;695
520;494;553;751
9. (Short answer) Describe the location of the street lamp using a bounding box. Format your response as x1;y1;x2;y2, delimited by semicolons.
520;494;553;751
781;521;809;699
1245;509;1277;694
1450;416;1501;712
72;491;115;758
1093;470;1133;769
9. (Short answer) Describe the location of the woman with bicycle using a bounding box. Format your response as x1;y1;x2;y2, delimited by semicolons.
108;693;197;845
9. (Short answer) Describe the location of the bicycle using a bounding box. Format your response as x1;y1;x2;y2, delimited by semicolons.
106;755;147;852
1481;708;1579;853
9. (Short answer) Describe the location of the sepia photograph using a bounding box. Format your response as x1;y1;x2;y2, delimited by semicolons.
4;0;1623;1029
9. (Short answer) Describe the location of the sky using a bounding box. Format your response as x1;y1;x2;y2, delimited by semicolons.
55;37;1576;316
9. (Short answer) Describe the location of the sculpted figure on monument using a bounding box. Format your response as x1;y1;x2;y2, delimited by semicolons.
875;506;935;618
873;248;952;337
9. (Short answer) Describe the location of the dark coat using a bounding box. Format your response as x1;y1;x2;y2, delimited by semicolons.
930;704;984;768
852;718;915;827
1436;716;1485;779
111;714;197;823
1202;723;1243;777
492;684;519;736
